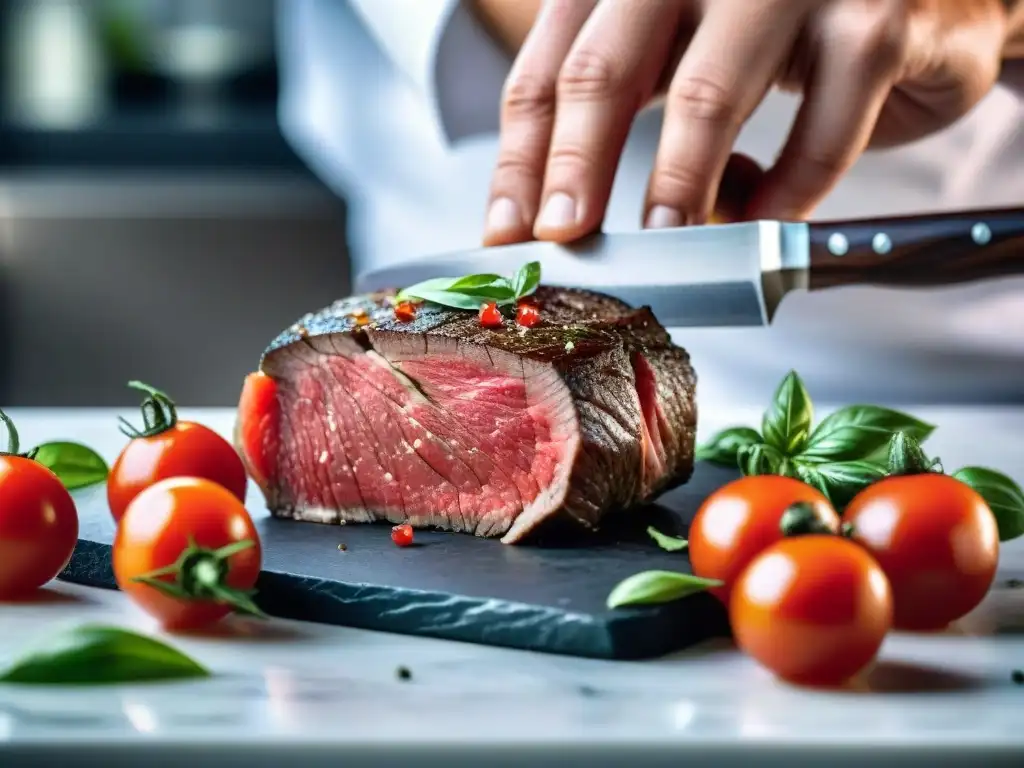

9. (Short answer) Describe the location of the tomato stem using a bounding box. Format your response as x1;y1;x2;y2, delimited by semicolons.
132;538;266;619
0;406;20;456
0;406;39;460
887;431;942;477
779;501;836;537
118;380;179;439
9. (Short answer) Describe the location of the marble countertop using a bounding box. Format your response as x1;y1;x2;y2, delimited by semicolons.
2;406;1024;766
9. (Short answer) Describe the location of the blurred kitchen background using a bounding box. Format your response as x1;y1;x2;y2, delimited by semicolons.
0;0;350;406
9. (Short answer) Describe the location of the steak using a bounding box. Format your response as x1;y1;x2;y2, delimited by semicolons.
236;287;697;544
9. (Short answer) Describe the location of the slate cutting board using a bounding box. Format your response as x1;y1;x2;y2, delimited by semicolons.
59;462;739;660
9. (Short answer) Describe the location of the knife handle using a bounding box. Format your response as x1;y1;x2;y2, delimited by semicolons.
807;207;1024;290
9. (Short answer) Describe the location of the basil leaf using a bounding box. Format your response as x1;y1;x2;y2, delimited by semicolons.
800;459;888;509
606;570;721;609
394;289;486;311
395;276;460;299
0;624;210;685
695;426;762;465
647;526;688;552
801;405;935;463
32;442;109;490
397;262;542;310
449;274;507;290
952;466;1024;542
448;274;517;301
512;261;541;299
795;463;832;500
737;442;784;476
761;370;814;455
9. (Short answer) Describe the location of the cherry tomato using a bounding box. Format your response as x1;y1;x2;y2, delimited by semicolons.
0;452;79;599
478;301;503;328
236;371;281;491
731;535;893;687
392;523;414;547
113;476;262;630
688;475;840;604
394;300;417;322
515;302;541;328
843;473;999;631
108;381;247;523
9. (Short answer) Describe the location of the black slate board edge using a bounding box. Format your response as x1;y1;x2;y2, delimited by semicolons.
58;540;728;661
58;462;741;660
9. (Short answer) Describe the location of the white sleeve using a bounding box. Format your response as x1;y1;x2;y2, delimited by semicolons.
348;0;513;144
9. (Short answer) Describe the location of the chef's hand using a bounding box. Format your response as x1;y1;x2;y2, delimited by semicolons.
478;0;1012;246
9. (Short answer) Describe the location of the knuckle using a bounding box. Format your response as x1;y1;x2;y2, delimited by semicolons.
557;49;628;100
545;143;600;176
493;147;540;182
502;72;557;121
649;162;711;208
787;149;850;190
830;2;910;73
667;75;739;127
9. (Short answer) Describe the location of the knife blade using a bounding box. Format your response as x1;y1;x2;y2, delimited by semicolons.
354;207;1024;328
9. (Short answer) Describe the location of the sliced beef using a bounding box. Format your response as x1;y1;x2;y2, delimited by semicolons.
236;287;697;544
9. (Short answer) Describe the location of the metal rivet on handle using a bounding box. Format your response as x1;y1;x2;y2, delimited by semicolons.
871;233;892;254
971;222;992;245
827;233;849;256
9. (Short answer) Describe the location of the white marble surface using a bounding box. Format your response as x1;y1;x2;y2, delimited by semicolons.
2;406;1024;766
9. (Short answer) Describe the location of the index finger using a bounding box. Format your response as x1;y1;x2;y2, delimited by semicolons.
643;0;811;228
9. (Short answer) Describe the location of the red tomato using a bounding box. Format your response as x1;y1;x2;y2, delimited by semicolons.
515;302;541;328
843;474;999;631
391;523;414;547
688;475;840;604
731;535;893;687
113;476;262;630
108;381;247;523
236;371;281;490
0;455;79;598
394;300;417;322
478;302;503;328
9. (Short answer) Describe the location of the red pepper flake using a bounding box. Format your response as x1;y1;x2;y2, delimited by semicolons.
516;302;541;328
479;301;503;328
391;523;414;547
394;301;417;322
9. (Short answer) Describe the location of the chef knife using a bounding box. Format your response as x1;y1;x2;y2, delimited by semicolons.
355;206;1024;328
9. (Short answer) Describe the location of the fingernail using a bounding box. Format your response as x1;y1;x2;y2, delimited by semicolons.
485;197;521;235
644;205;683;230
536;193;577;231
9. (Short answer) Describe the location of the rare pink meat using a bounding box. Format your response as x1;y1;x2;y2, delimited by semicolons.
239;287;697;544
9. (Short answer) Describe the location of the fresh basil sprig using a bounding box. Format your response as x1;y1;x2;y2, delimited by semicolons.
647;526;688;552
952;467;1024;542
396;261;541;311
0;407;108;490
761;370;814;454
0;624;210;685
694;426;760;464
698;370;935;508
802;404;935;464
32;441;109;490
606;570;721;609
